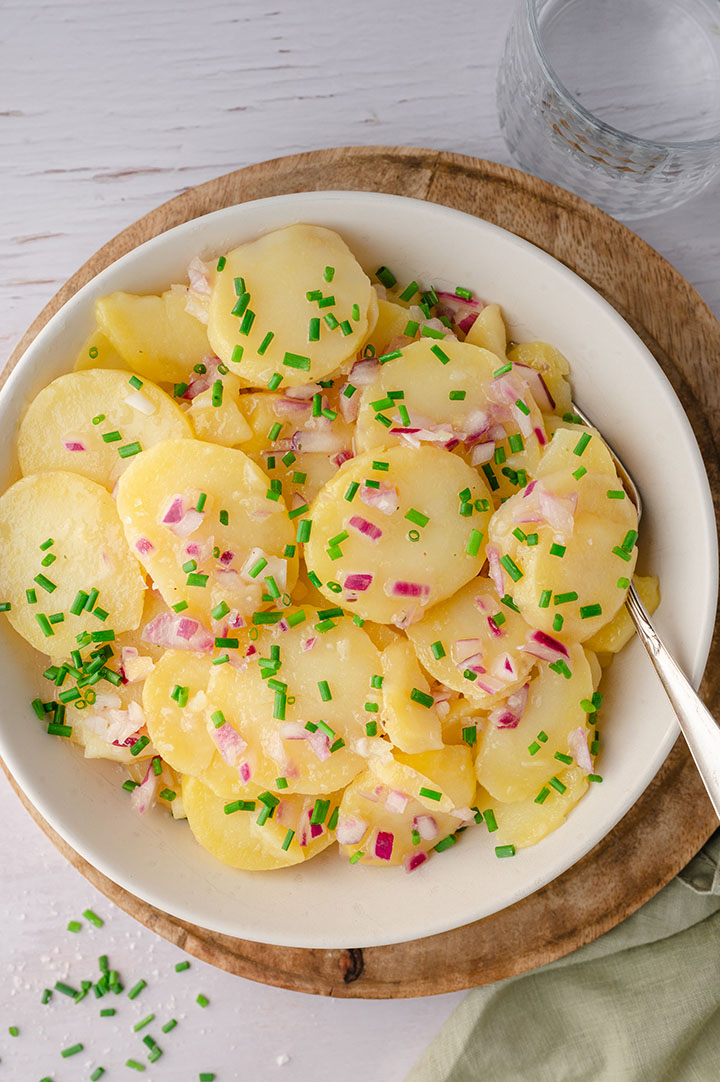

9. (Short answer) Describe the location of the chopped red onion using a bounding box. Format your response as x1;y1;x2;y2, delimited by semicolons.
403;850;428;873
384;789;409;815
306;729;331;762
336;814;369;846
135;537;154;556
239;761;252;783
413;814;438;841
339;388;360;423
513;363;556;411
359;483;399;515
452;638;484;664
486;544;504;597
520;629;569;661
374;830;394;861
471;441;495;466
387;581;430;599
331;449;354;468
187;256;211;295
124;389;155;416
344;572;373;592
285;383;322;400
130;761;158;815
62;439;86;452
291;428;346;453
213;722;248;767
273;397;312;418
176;618;199;641
487;616;504;638
568;725;593;772
348;357;380;385
349;515;382;541
142;611;214;653
489;683;529;729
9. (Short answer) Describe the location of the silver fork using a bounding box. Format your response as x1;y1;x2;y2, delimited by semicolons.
572;402;720;820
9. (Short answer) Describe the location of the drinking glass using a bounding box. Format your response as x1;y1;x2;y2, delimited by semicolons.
497;0;720;218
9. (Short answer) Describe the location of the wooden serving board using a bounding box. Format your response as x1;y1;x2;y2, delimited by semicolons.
4;147;720;998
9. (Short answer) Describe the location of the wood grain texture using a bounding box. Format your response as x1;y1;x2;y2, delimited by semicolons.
3;147;720;998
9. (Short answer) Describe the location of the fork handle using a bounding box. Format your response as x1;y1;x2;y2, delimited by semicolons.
626;583;720;821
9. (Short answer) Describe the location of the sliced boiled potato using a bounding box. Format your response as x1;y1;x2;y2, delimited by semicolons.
305;445;492;625
394;746;476;809
407;577;536;707
354;339;499;454
585;574;660;653
207;224;373;387
475;644;594;803
535;425;617;479
254;790;338;864
186;368;253;447
363;297;414;356
237;390;356;505
116;438;297;623
336;760;468;867
96;289;212;384
507;341;572;416
142;651;216;776
183;775;299;870
477;764;589;848
196;751;264;801
204;613;380;794
74;328;129;372
380;639;443;754
17;369;193;489
464;303;507;357
487;468;639;641
0;471;145;656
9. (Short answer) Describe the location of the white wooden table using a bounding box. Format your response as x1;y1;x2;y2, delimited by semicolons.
2;2;719;1079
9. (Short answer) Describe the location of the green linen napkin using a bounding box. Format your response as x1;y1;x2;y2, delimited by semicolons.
406;833;720;1082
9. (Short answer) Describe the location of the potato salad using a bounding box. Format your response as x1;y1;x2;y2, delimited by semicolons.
0;224;659;873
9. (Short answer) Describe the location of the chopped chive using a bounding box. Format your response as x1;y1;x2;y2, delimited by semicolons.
500;554;523;581
554;591;578;604
573;465;587;480
92;413;105;424
421;325;445;340
404;319;420;337
216;256;226;271
528;741;541;756
431;345;451;365
349;851;364;864
340;319;353;336
495;845;516;858
61;1043;84;1058
376;266;396;288
318;680;332;701
405;508;429;528
365;720;378;735
549;776;567;794
238;309;255;335
535;787;550;804
495;447;507;465
101;430;122;443
573;432;592;456
317;295;335;309
434;835;457;852
449;389;466;401
483;808;499;832
515;399;530;416
612;545;632;562
607;489;625;500
67;920;82;933
162;1019;177;1033
25;588;37;604
133;1013;155;1032
552;613;564;632
125;1060;145;1072
410;688;434;708
196;993;209;1008
430;640;446;660
364;702;379;713
419;787;442;801
256;331;274;356
580;603;603;619
283;351;311;371
466;528;483;557
588;773;603;783
377;349;402;364
549;543;566;557
399;280;419;301
233;275;246;296
555;751;573;764
35;613;55;637
493;362;513;377
617;576;630;589
462;725;477;745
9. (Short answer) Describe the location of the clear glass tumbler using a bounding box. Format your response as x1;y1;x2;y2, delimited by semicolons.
497;0;720;219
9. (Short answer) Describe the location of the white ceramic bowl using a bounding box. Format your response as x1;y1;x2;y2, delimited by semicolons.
0;191;716;948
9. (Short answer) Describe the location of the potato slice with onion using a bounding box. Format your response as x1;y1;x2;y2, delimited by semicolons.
407;577;536;707
487;466;639;642
17;369;192;490
475;644;594;803
0;470;145;657
305;445;492;626
182;775;301;870
208;224;373;387
203;612;380;795
116;438;297;624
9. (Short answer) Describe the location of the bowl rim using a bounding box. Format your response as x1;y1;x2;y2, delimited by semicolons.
1;188;717;948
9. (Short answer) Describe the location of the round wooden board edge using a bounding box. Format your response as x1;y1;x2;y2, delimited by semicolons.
2;147;719;999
